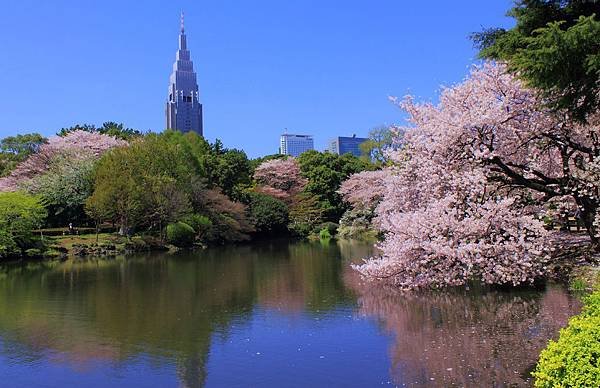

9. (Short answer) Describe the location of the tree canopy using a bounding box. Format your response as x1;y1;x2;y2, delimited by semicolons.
0;133;47;177
473;0;600;121
297;150;372;221
0;192;46;258
58;122;143;140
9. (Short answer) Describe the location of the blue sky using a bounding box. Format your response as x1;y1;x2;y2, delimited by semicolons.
0;0;514;157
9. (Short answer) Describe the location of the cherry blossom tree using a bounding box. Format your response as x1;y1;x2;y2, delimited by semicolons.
253;158;307;203
353;62;600;288
338;169;389;210
0;131;126;192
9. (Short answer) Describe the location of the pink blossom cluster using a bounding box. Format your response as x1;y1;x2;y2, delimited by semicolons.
352;63;563;289
253;158;307;203
0;130;126;192
338;169;389;209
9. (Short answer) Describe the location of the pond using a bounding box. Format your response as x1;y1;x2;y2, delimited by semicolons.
0;240;581;387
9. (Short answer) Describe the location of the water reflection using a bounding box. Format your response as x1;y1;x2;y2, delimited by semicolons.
0;241;580;387
347;273;581;387
0;241;373;387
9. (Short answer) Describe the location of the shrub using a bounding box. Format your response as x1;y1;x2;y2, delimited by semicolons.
166;222;196;247
533;291;600;387
318;222;338;236
319;228;332;240
25;248;42;257
182;214;213;240
0;192;46;258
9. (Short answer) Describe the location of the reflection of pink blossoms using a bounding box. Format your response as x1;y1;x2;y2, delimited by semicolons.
352;63;579;289
0;131;126;192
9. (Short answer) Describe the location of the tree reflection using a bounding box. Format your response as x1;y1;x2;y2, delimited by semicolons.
0;241;580;388
0;241;357;387
347;271;581;387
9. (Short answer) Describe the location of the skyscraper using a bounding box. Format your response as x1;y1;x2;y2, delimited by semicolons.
280;134;314;157
166;13;203;135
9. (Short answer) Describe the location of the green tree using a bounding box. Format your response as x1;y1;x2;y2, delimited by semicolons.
57;122;142;140
88;134;196;236
248;192;289;234
161;132;252;201
206;144;252;200
473;0;600;121
0;192;46;258
26;153;96;227
0;133;47;176
288;192;325;236
87;146;143;235
297;150;371;221
359;126;400;165
144;175;191;241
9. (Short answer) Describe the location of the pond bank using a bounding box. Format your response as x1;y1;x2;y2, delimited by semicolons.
31;233;172;259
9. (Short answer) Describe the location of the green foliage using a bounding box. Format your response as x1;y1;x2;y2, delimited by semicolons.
0;133;47;176
0;192;46;258
166;222;196;247
57;122;142;140
474;1;600;121
27;154;96;226
533;290;600;387
338;207;375;239
570;278;587;292
162;132;252;201
288;192;325;236
248;192;289;234
319;228;332;240
297;150;372;222
359;126;398;164
319;222;338;236
181;214;213;241
206;144;252;201
87;133;194;235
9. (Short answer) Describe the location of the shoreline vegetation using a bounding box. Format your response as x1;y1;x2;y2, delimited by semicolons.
1;0;600;384
0;129;377;263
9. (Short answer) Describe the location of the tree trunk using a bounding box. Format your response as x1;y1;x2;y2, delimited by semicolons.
575;196;599;249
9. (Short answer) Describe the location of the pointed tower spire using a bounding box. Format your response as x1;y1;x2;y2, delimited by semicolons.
166;12;203;136
178;11;187;50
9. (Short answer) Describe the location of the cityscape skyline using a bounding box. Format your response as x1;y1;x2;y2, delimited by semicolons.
0;1;514;157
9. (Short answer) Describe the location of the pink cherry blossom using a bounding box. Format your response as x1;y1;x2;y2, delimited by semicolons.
351;62;600;289
0;130;126;192
253;158;307;203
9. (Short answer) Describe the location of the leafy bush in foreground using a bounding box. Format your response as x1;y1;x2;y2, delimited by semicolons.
533;292;600;387
0;192;46;258
166;222;196;247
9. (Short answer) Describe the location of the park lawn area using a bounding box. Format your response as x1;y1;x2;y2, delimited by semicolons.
48;233;127;250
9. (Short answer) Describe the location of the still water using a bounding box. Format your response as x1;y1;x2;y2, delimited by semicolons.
0;240;580;387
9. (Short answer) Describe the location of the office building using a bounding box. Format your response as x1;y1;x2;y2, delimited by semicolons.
280;134;314;157
328;135;368;157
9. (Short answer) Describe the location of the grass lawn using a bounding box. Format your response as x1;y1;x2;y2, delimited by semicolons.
48;233;126;249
